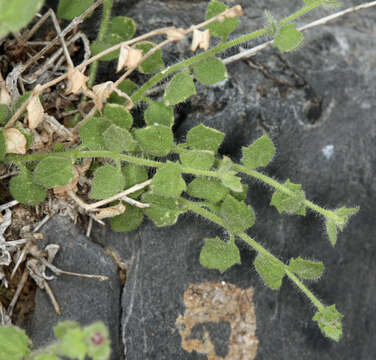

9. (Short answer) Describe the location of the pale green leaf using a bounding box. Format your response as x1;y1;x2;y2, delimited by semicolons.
192;56;227;85
270;179;306;215
274;24;304;53
163;72;196;106
254;254;285;290
326;219;337;246
134;124;173;157
0;326;31;360
186;124;224;152
103;103;133;130
33;157;73;188
83;321;111;360
205;0;239;38
151;161;186;198
200;237;241;273
313;305;343;342
187;177;229;203
79;116;112;150
288;257;324;280
134;41;165;74
58;328;87;360
241;134;275;169
180;150;215;170
144;102;174;127
103;124;137;153
54;321;80;340
110;204;144;232
0;129;6;161
109;16;136;40
57;0;93;20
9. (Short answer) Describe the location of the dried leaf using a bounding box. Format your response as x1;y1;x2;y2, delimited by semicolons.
65;66;88;94
53;166;80;198
225;5;243;18
165;27;185;41
191;29;210;52
4;128;27;154
45;244;60;263
116;45;143;73
0;84;11;106
95;203;126;220
26;95;44;129
92;81;114;113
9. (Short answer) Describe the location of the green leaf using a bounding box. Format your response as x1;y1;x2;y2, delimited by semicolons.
186;124;225;152
144;102;174;128
79;116;112;150
200;236;241;273
142;192;182;227
103;124;134;153
265;10;279;37
205;0;239;38
270;179;306;215
33;157;73;188
274;24;304;53
0;104;10;125
33;354;60;360
11;91;31;115
216;156;243;193
83;322;111;360
9;169;47;206
90;163;125;200
110;204;144;232
109;16;136;40
192;56;227;85
151;162;186;198
254;254;285;290
220;194;255;233
163;72;196;106
15;126;32;149
304;0;341;8
0;0;44;38
288;257;324;280
326;219;338;246
333;206;359;230
103;103;133;130
58;327;87;360
57;0;93;20
133;41;165;74
134;124;173;157
180;150;215;170
241;134;275;169
54;321;80;340
108;79;138;105
90;33;123;62
187;177;229;203
0;129;6;161
313;305;343;342
122;163;148;198
230;184;248;201
0;325;31;360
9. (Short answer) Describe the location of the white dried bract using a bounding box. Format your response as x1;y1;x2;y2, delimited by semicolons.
117;45;143;73
191;29;210;52
92;81;115;112
4;128;27;154
0;84;11;106
65;66;89;94
165;27;186;41
26;94;45;130
225;5;243;18
95;202;126;220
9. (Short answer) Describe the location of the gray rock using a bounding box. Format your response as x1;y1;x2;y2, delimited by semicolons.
24;216;122;360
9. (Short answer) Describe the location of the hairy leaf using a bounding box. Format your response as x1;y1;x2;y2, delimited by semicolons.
205;0;239;38
134;41;165;74
83;322;111;360
220;172;243;193
0;325;31;360
192;56;227;85
288;257;324;280
110;204;144;232
241;134;275;169
0;129;5;160
57;0;93;20
58;327;87;360
54;321;80;340
254;254;285;290
333;206;359;230
274;24;304;53
103;124;135;153
144;102;174;127
122;163;148;198
187;177;229;203
90;33;123;62
180;150;215;170
230;184;248;201
109;16;136;40
151;162;186;198
326;219;338;246
103;103;133;130
270;179;306;215
90;163;125;200
313;305;343;342
200;237;241;273
134;124;173;157
33;354;60;360
79;116;112;150
186;124;224;152
33;157;73;188
163;72;196;106
0;104;10;125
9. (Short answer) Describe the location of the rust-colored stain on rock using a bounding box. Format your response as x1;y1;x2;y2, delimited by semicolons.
176;281;258;359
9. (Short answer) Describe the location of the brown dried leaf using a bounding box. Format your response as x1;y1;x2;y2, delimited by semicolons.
166;27;186;41
53;166;79;198
65;66;88;94
4;128;27;154
95;202;126;220
92;81;114;112
117;46;143;73
27;95;44;129
225;5;243;18
191;29;210;52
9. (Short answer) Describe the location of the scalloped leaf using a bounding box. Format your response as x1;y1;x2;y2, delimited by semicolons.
79;116;112;150
270;179;306;215
288;257;324;280
0;325;31;360
142;192;182;227
241;134;275;169
103;103;133;130
254;254;285;290
108;79;138;105
144;102;174;127
109;16;136;40
274;24;304;53
103;124;136;153
200;237;241;273
89;163;125;200
220;194;255;233
151;162;186;198
163;72;196;106
33;157;73;189
9;169;47;206
180;150;215;170
58;327;87;360
90;33;123;62
205;0;239;38
186;124;224;153
122;163;148;199
110;204;144;232
57;0;93;20
133;41;165;74
313;305;343;342
187;177;229;203
134;124;173;157
192;56;227;85
0;129;5;160
83;322;111;360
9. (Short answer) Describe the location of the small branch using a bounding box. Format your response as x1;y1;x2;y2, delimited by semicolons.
44;280;61;315
7;269;29;317
0;200;19;211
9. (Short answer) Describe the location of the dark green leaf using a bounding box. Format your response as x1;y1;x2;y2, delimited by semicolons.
180;150;215;170
270;179;306;215
288;257;324;280
192;56;227;85
103;124;132;153
103;103;133;130
15;126;32;149
220;194;255;233
220;172;243;193
187;177;229;203
254;254;285;290
163;72;196;106
274;24;304;53
313;305;343;342
151;161;186;198
0;104;10;125
200;237;241;273
108;79;138;105
333;206;359;230
33;354;60;360
110;204;144;232
241;134;275;169
0;325;31;360
33;157;73;188
186;124;224;152
134;124;173;157
133;41;165;74
109;16;136;40
0;129;6;161
11;91;31;116
89;163;125;200
144;102;174;128
122;163;148;198
205;0;239;38
57;0;93;20
79;116;112;150
90;33;123;62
